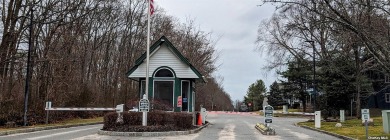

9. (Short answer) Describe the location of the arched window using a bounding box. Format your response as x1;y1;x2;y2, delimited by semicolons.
153;68;175;111
155;68;174;77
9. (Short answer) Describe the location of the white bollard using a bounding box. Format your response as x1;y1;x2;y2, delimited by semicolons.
315;111;321;128
382;110;390;134
116;104;124;123
283;105;288;114
340;110;345;122
201;107;207;124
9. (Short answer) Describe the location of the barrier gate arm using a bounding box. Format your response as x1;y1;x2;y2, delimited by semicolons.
44;102;124;112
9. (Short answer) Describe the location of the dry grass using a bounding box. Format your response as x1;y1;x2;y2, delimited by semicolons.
0;117;103;132
257;110;313;118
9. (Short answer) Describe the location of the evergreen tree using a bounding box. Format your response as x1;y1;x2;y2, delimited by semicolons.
279;59;311;112
245;79;266;111
268;81;285;107
318;55;372;118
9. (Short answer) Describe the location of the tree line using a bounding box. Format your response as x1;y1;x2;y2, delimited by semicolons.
0;0;233;125
258;0;390;118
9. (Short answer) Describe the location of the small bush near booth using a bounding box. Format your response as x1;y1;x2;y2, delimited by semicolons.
102;111;196;132
173;113;193;128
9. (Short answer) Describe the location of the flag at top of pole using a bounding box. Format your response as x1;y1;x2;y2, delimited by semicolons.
150;0;155;15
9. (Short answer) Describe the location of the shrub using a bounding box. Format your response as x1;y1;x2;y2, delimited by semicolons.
321;109;329;120
151;99;173;111
123;112;142;125
126;99;140;110
148;110;164;125
173;112;193;129
102;111;195;132
103;112;118;130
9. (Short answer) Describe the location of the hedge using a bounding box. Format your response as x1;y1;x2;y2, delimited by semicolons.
102;111;195;132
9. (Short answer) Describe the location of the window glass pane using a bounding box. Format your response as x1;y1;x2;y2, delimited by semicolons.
182;81;189;111
155;69;173;77
154;81;174;111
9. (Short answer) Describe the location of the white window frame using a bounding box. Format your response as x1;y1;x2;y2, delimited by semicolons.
386;93;390;103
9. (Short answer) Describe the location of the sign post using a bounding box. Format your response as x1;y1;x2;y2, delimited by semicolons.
264;105;274;127
362;109;370;140
45;101;51;124
139;94;149;126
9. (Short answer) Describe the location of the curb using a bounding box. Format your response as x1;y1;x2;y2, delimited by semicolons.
0;122;103;136
255;123;275;135
98;123;210;137
294;123;356;140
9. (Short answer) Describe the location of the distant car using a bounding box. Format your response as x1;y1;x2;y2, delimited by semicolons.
129;107;138;112
240;104;248;112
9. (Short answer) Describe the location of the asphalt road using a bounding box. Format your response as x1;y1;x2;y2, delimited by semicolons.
0;124;102;140
0;112;340;140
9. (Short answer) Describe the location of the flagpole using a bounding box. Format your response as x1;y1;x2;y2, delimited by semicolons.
143;0;151;126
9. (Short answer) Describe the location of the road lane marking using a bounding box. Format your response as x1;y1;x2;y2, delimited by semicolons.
26;126;101;140
218;124;235;140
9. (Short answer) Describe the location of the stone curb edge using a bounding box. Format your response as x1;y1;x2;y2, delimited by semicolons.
294;123;356;140
98;123;210;137
0;122;103;136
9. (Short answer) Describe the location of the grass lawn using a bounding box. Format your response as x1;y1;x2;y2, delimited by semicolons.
274;108;311;113
0;117;103;132
298;117;390;140
257;110;313;118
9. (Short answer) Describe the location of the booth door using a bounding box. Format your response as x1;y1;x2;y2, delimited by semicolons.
182;81;190;111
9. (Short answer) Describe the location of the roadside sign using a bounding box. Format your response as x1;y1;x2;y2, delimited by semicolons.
139;98;149;112
177;96;182;107
264;105;274;124
265;119;272;123
361;109;370;140
361;109;370;121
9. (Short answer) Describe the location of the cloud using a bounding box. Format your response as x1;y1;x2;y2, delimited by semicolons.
157;0;278;101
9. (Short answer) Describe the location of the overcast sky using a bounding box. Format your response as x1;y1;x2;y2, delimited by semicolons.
157;0;278;102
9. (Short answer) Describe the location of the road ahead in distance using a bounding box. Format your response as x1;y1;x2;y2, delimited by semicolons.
0;112;340;140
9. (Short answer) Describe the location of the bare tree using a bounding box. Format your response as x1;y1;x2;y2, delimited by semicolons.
259;0;389;118
0;0;231;125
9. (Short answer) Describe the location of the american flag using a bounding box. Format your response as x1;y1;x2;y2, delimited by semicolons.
150;0;154;15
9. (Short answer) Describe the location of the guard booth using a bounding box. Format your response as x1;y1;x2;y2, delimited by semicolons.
127;36;205;112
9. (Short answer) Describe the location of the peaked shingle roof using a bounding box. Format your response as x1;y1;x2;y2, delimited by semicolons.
126;36;204;81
